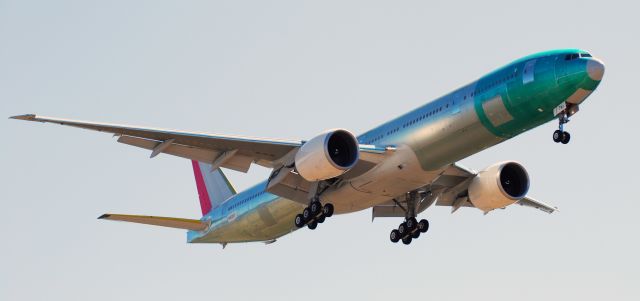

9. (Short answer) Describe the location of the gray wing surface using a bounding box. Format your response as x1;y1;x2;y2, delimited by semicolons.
11;114;392;173
372;163;557;219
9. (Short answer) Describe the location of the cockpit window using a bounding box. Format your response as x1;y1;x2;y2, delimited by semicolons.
565;53;591;60
565;53;580;60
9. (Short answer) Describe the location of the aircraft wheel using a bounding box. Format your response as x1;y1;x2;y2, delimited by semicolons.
398;222;408;236
402;236;412;245
316;215;326;223
322;203;334;217
561;131;571;144
411;231;421;239
553;130;562;143
310;201;322;215
418;219;429;233
406;217;418;230
294;214;305;228
390;229;400;243
308;220;318;230
302;208;312;220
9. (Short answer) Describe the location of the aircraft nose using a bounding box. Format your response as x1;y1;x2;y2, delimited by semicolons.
586;58;605;81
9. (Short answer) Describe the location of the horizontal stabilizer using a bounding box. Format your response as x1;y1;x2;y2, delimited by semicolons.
98;214;208;231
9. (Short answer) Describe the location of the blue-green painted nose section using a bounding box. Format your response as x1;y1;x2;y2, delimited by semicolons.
475;50;605;139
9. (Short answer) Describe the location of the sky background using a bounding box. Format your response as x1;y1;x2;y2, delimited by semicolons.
1;1;638;300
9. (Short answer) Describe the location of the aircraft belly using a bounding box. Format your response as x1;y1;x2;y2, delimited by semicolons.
192;198;303;243
322;145;444;214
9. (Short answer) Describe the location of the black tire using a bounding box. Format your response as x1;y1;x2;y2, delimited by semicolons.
402;236;412;245
322;203;334;217
294;214;305;228
411;231;421;239
418;219;429;233
561;131;571;144
302;208;312;220
317;215;326;223
398;222;408;236
310;201;322;215
553;130;562;143
308;220;318;230
390;229;400;243
406;217;418;230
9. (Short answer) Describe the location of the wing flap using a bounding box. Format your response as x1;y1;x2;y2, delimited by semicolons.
98;214;208;231
117;135;252;172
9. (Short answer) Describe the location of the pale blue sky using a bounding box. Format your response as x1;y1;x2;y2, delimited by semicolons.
2;1;638;300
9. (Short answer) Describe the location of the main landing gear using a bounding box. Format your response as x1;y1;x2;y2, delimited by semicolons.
294;199;334;230
553;112;571;144
390;218;429;245
389;190;431;245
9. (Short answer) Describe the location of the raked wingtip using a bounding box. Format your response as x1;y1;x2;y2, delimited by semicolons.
9;114;37;121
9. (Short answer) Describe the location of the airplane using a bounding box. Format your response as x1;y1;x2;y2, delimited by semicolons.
11;49;604;246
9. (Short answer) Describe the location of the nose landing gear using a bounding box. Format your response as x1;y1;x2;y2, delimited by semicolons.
553;112;571;144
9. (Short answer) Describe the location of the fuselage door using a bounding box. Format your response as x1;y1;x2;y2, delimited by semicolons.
523;60;536;84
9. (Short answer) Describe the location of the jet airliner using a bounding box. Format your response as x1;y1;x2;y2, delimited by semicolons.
12;49;604;246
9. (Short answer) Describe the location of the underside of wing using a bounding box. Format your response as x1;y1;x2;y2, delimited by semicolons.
517;196;558;214
434;163;558;214
372;163;557;218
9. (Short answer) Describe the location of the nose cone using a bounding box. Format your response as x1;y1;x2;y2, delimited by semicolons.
587;58;605;81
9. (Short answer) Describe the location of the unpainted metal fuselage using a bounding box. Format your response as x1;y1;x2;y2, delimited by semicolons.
188;49;604;244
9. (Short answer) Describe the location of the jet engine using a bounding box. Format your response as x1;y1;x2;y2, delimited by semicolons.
468;161;530;212
294;129;359;181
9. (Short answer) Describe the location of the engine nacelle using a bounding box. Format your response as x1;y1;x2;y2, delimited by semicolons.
468;161;530;213
294;129;359;181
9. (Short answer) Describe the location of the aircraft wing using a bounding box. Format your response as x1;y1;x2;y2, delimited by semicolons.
11;114;390;173
373;162;557;219
98;214;208;231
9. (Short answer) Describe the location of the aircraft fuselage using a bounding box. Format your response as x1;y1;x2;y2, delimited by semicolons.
188;49;604;243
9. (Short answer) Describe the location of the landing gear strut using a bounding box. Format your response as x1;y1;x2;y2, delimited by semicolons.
294;198;334;230
389;191;430;245
553;112;571;144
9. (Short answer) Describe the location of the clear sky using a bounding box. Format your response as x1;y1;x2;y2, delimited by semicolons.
1;1;638;300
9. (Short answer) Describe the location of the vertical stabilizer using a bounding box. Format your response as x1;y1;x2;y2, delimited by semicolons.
191;160;237;215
